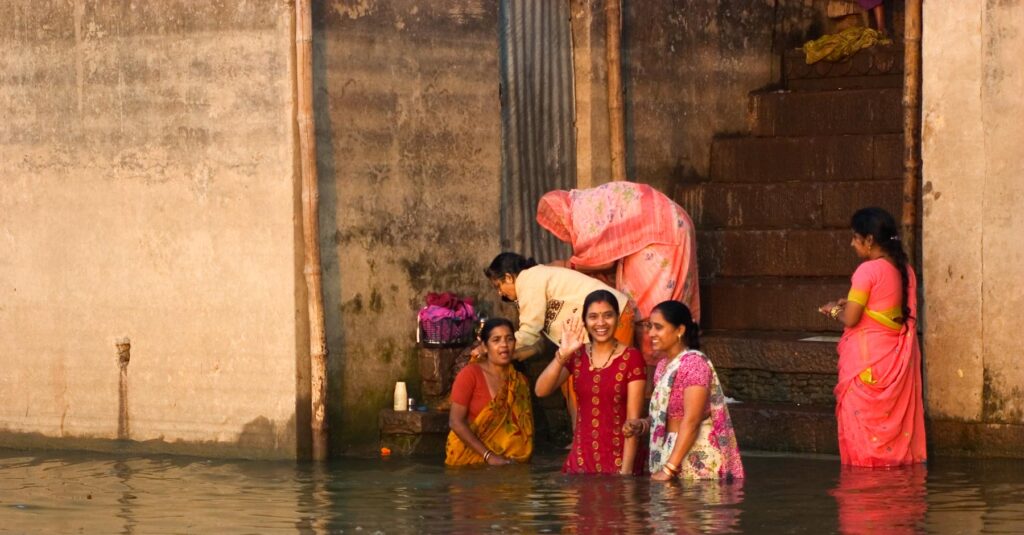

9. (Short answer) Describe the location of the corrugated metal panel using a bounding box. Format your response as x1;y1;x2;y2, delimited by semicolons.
499;0;575;263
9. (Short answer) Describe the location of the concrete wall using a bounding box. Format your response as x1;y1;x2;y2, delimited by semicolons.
314;0;503;454
922;0;1024;430
621;0;824;193
0;1;305;458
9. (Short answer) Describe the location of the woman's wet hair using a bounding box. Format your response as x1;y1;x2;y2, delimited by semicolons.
850;207;911;323
651;300;700;350
582;289;620;320
479;317;515;343
484;252;538;280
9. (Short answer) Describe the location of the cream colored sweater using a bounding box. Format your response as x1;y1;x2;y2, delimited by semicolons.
512;265;629;348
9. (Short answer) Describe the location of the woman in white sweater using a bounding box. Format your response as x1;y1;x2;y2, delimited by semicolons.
483;253;636;426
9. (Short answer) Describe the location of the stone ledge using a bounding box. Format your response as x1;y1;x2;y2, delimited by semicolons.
731;404;1024;460
379;409;450;435
701;277;849;332
929;419;1024;459
703;331;839;374
730;402;839;455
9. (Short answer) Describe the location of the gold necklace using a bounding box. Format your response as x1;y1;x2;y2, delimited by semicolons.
587;341;619;371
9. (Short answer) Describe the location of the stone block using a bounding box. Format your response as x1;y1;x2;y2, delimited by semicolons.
710;135;876;183
699;229;860;278
821;180;902;227
421;379;443;397
750;88;902;137
928;419;1024;459
782;46;903;91
379;409;450;435
872;134;904;179
679;182;824;230
702;331;839;374
701;277;849;332
380;433;447;458
730;402;839;454
718;369;836;405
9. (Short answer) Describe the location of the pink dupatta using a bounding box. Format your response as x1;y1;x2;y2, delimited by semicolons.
835;259;927;467
536;182;699;322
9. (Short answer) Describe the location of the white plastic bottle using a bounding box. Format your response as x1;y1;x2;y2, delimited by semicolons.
393;382;408;411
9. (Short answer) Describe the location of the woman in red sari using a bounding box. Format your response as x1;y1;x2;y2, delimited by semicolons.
818;207;927;467
535;290;647;474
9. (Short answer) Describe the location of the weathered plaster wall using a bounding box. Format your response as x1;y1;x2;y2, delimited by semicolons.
922;0;1024;425
0;1;304;458
622;0;824;193
314;0;502;454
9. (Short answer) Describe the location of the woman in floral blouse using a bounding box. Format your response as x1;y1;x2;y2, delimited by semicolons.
625;301;744;481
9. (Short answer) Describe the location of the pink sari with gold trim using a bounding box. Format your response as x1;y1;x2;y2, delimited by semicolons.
536;182;700;323
835;259;927;467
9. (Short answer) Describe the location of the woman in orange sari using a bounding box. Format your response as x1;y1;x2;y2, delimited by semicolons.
537;181;699;362
818;207;927;467
445;318;533;466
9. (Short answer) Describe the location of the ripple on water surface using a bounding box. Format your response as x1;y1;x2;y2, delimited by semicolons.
1;450;1024;533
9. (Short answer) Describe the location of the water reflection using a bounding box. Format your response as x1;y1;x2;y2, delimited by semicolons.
2;450;1024;533
830;464;927;534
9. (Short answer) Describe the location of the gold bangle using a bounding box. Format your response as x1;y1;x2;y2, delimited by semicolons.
829;305;842;320
664;462;679;473
483;450;492;462
662;466;677;478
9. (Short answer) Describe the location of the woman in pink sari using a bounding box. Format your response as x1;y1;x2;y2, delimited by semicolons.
537;181;699;362
819;207;927;467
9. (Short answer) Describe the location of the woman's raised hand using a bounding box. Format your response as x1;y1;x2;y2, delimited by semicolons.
558;315;586;358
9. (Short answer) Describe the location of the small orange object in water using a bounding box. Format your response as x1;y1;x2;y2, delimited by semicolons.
380;447;392;456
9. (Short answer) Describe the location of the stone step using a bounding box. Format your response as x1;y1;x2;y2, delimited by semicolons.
703;331;839;374
698;229;859;278
677;180;902;230
379;409;449;457
700;277;849;332
704;330;838;406
710;134;902;183
783;45;903;91
749;88;903;137
730;402;838;454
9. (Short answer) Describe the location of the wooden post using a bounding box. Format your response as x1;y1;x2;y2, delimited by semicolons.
604;0;626;181
901;0;922;265
295;0;329;461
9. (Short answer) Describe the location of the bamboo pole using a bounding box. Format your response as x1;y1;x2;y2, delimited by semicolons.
604;0;626;181
295;0;329;461
901;0;922;265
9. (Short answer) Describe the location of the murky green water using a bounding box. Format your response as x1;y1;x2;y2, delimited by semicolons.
2;448;1023;534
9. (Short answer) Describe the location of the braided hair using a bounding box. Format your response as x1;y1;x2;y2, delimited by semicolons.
850;207;911;323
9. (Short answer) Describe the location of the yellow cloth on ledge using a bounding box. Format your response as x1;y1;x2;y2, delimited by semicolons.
802;26;892;64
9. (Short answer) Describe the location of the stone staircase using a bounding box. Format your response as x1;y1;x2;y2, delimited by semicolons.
678;45;905;454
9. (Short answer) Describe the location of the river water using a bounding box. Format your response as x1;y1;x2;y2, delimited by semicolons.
2;448;1023;533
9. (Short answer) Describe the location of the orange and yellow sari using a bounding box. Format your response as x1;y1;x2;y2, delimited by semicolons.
444;369;534;466
836;258;926;467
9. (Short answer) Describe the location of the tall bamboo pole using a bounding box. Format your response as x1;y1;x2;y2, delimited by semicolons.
901;0;922;265
604;0;626;181
296;0;329;461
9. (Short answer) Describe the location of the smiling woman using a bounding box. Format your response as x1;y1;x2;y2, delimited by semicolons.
444;318;534;466
534;290;647;475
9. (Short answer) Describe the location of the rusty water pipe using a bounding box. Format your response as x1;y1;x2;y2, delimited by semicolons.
295;0;329;461
605;0;626;181
902;0;922;264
